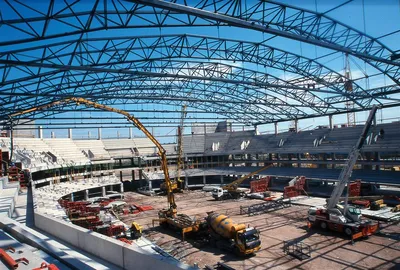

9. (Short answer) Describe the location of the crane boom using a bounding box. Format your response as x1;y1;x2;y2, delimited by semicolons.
327;105;378;209
223;164;273;192
9;97;177;213
176;104;187;184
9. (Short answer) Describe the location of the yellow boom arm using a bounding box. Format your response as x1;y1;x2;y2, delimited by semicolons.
10;97;177;212
223;164;273;192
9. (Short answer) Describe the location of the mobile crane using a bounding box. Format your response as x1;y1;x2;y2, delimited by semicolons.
212;164;273;200
308;106;379;240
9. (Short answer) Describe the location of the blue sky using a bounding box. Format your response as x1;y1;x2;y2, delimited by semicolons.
0;0;399;142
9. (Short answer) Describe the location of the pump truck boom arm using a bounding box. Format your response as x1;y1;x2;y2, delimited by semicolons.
327;105;378;209
9;97;177;212
223;164;273;192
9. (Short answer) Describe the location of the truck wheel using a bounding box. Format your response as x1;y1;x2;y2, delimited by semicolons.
209;238;216;247
233;246;241;256
320;221;327;230
344;227;353;237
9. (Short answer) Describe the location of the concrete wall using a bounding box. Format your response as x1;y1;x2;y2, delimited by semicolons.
34;212;189;270
0;216;99;270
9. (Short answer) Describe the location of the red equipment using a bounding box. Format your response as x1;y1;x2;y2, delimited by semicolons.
32;262;60;270
250;176;270;193
0;247;29;269
283;176;307;198
349;180;361;197
107;225;125;237
118;238;133;245
132;204;154;212
350;200;370;208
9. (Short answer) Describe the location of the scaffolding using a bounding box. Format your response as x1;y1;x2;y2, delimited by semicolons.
240;199;291;216
283;240;311;261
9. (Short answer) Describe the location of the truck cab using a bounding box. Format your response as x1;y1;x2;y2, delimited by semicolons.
212;187;245;200
212;188;226;200
343;206;362;222
236;227;261;255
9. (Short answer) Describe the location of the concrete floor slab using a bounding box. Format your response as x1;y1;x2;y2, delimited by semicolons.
119;190;400;269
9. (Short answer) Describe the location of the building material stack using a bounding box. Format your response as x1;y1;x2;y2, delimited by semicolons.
250;176;270;193
284;176;306;199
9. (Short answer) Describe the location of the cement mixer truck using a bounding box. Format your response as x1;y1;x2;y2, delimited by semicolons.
205;212;261;256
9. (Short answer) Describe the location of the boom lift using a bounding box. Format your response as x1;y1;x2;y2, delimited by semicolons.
212;164;273;200
9;97;181;230
308;106;379;240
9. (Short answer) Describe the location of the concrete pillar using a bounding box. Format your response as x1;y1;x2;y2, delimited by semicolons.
110;184;113;191
120;182;124;193
274;122;278;135
375;152;380;170
185;176;189;188
363;153;372;170
220;175;224;184
84;190;89;200
88;131;91;139
51;131;55;138
203;175;206;185
98;128;102;140
102;186;106;197
148;180;152;190
294;119;298;133
129;127;133;139
68;128;73;139
297;153;301;168
254;125;259;135
373;114;377;127
38;126;43;139
117;130;120;138
329;115;334;129
70;193;74;202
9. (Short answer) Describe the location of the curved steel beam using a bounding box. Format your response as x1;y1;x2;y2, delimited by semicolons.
1;77;304;124
0;34;375;108
1;0;397;86
0;59;322;116
130;0;400;84
0;58;340;112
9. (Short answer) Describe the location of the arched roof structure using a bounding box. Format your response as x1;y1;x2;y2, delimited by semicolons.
0;0;399;128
